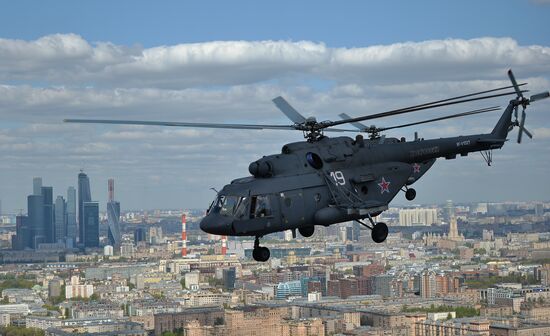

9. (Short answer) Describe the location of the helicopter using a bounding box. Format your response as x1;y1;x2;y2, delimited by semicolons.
65;70;549;262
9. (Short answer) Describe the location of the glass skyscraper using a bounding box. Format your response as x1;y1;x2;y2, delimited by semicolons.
107;179;121;247
83;201;99;248
66;186;77;246
41;186;54;243
27;194;44;248
54;196;66;243
32;177;42;196
78;172;92;245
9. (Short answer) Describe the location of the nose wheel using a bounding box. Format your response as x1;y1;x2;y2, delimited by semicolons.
356;214;388;243
252;236;270;262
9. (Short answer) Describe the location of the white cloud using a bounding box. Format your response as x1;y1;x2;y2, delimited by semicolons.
0;35;549;88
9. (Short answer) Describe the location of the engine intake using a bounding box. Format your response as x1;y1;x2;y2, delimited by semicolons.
248;160;273;177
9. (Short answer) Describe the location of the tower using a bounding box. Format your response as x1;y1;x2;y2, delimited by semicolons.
106;179;121;248
448;214;459;240
54;196;67;243
181;214;187;257
41;186;54;243
33;177;42;196
221;235;227;255
78;171;91;244
27;194;44;248
83;201;99;248
66;187;77;246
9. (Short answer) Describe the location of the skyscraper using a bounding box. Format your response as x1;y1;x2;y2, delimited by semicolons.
33;177;42;196
83;202;99;248
66;187;77;246
54;196;67;243
28;194;44;248
41;186;55;243
106;179;121;248
13;215;31;250
78;172;91;244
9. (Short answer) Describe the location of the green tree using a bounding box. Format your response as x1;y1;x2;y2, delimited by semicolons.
0;326;45;336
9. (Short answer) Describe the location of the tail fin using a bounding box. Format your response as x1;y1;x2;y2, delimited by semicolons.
491;102;514;139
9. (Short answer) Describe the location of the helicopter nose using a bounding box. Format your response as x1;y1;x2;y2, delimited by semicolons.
200;214;233;235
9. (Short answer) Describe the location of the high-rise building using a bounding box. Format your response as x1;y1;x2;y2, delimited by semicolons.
32;177;42;196
222;268;236;291
420;270;437;298
106;179;121;248
66;187;77;245
12;215;31;250
134;227;146;244
28;194;44;248
41;186;55;243
399;208;438;226
82;202;99;248
78;172;92;244
54;196;66;243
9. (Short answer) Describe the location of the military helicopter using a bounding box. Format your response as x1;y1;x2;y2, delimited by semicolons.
65;70;549;262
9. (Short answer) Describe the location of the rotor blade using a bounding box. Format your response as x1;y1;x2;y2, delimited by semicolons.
377;82;526;112
272;96;307;123
327;90;525;128
530;91;550;102
508;69;523;98
64;119;298;130
63;118;358;133
377;106;501;132
338;113;370;131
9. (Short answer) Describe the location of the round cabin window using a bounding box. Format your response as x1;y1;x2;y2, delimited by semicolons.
306;152;323;169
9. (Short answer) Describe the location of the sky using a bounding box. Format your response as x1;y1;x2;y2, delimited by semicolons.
0;0;549;213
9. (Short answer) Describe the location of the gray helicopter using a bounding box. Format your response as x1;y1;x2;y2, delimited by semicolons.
65;70;548;262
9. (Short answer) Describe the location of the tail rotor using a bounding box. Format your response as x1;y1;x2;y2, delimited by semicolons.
508;69;549;143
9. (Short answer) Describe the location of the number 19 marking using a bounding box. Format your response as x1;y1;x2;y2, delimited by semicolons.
330;171;346;185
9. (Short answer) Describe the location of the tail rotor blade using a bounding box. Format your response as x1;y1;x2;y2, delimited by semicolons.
508;69;523;98
517;109;527;143
523;127;533;139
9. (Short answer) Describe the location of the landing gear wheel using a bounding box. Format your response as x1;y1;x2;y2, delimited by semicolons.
252;248;261;261
405;188;416;201
253;247;270;262
299;226;315;238
371;222;388;243
252;236;270;262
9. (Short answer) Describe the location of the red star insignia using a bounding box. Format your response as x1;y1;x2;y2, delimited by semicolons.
412;163;421;173
378;177;390;194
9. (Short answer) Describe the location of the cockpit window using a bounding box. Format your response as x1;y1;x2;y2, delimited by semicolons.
216;195;249;218
250;195;272;218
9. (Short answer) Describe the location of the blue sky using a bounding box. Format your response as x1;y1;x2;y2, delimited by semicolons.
0;1;549;212
1;0;549;47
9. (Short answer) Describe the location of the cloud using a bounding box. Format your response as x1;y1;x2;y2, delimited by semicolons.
0;35;549;88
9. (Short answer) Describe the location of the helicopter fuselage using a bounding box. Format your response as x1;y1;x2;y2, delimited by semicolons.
199;106;510;238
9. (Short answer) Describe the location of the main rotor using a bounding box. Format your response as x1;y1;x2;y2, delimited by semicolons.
64;69;549;143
